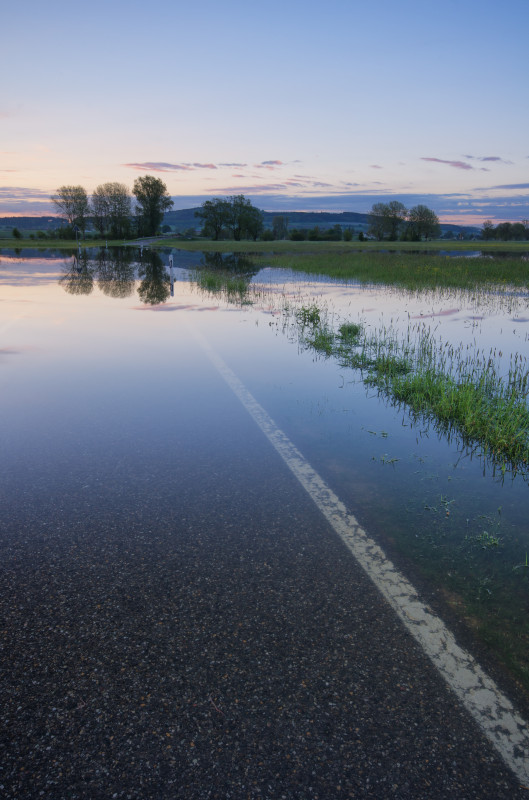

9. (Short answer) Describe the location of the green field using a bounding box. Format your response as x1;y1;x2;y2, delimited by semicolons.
3;237;528;292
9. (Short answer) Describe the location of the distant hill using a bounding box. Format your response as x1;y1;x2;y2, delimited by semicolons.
165;208;478;237
0;209;480;238
0;216;62;231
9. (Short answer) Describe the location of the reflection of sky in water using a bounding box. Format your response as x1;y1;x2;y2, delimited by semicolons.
2;254;528;536
3;251;529;705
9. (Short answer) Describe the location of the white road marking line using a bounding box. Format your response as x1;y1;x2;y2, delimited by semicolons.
196;332;529;785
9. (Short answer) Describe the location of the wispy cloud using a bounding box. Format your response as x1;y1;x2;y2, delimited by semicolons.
123;161;218;172
475;182;529;191
464;154;513;165
421;157;474;171
217;183;291;193
123;162;194;172
123;159;287;174
0;187;56;215
254;161;283;171
0;187;51;199
370;164;383;169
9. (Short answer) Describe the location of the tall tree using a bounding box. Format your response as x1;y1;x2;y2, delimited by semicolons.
406;205;441;240
195;198;230;240
226;195;263;241
368;201;407;240
272;215;289;240
91;186;110;237
51;185;89;235
495;222;513;241
133;175;173;237
92;182;132;238
196;195;263;241
482;220;495;240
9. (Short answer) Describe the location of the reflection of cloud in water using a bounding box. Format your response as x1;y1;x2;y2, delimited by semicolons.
131;304;219;312
411;308;460;319
0;346;37;361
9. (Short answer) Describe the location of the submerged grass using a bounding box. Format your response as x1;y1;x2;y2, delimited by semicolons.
150;238;529;291
258;251;529;291
194;269;252;303
296;314;529;476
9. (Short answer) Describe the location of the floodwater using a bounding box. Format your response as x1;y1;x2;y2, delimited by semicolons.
2;246;529;695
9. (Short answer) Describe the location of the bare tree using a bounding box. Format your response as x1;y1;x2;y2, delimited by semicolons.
92;183;132;238
407;205;441;241
368;201;407;240
51;186;89;235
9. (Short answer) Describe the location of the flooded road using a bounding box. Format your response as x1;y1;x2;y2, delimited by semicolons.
1;250;529;798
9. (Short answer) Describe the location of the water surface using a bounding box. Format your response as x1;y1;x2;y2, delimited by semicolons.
2;247;529;692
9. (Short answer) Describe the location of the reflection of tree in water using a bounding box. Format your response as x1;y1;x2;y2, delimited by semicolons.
194;252;260;302
95;247;136;299
202;251;259;277
137;250;170;305
59;252;95;295
58;247;172;304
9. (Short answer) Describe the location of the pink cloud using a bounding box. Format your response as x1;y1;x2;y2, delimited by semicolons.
421;157;474;170
123;161;219;172
216;183;291;193
123;162;194;172
464;155;513;164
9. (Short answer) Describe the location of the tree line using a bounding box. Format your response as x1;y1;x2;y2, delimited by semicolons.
481;220;529;241
194;196;264;241
51;176;174;239
47;181;528;244
367;202;441;241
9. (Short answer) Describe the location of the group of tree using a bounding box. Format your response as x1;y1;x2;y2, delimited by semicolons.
481;220;529;241
195;196;263;241
51;176;174;239
367;201;441;241
282;224;354;242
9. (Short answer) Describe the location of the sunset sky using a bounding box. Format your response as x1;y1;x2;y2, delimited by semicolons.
2;0;528;224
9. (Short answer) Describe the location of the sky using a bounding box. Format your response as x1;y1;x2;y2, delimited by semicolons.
1;0;528;225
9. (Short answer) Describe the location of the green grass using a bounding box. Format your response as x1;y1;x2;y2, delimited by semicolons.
0;238;127;251
6;237;528;292
156;237;529;254
194;269;252;303
295;315;529;476
155;239;529;291
259;251;529;290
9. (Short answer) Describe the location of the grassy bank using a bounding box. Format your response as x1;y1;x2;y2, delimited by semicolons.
162;239;529;291
158;238;529;254
4;238;528;292
263;252;529;289
294;307;529;475
0;238;126;251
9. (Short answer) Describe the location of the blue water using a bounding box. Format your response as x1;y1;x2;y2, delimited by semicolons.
2;247;529;687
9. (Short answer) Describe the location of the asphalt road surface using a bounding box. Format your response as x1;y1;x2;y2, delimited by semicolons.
1;331;528;799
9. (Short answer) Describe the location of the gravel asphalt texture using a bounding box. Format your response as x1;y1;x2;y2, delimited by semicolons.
1;338;528;799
